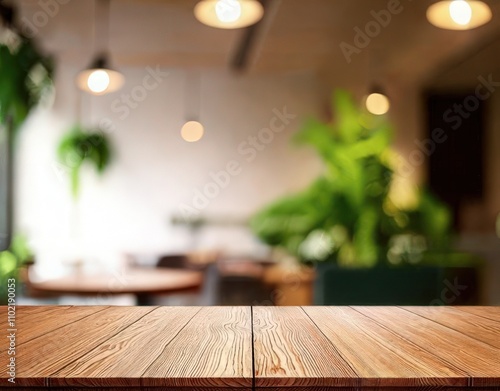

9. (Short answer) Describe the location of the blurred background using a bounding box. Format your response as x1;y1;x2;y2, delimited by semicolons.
1;0;499;306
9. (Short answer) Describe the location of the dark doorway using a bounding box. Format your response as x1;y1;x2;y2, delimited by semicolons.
426;92;485;230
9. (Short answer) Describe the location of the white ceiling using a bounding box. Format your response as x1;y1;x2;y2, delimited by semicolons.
17;0;500;88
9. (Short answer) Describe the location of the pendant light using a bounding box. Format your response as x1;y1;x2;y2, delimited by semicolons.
427;0;492;30
364;52;390;116
365;87;390;116
76;0;124;95
194;0;264;29
181;72;204;143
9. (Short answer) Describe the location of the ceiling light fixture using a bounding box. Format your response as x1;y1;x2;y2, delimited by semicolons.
365;92;390;115
181;72;204;143
365;84;390;116
76;0;124;95
194;0;264;29
181;121;204;142
76;55;124;95
427;0;492;30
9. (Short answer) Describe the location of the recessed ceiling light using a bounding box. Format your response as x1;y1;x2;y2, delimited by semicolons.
194;0;264;29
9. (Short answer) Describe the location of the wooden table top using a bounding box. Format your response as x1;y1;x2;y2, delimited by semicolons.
28;267;203;295
1;306;499;390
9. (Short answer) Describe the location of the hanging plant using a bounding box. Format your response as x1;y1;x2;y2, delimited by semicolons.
57;125;113;198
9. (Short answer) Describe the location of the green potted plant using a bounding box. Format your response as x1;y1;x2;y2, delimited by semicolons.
251;90;482;305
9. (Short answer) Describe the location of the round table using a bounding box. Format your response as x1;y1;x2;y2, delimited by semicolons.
28;267;203;305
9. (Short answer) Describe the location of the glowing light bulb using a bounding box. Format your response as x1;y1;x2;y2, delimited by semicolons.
215;0;242;23
87;70;110;94
366;93;390;115
449;0;472;25
181;121;204;142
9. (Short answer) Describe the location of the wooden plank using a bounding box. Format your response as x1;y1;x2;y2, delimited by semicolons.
303;307;468;388
355;306;500;387
0;306;155;387
15;389;496;391
2;305;500;389
404;306;500;349
253;306;358;388
17;306;109;346
141;307;252;388
255;388;500;391
454;306;500;323
0;388;248;390
15;388;494;391
50;307;201;387
12;305;72;315
0;388;252;391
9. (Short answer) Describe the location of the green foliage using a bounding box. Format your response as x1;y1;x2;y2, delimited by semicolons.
251;90;452;268
58;125;113;198
0;33;52;303
0;234;33;304
0;37;53;133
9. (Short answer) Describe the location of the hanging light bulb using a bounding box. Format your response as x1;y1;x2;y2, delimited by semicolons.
194;0;263;29
76;55;124;95
87;70;110;93
427;0;491;30
215;0;242;22
365;86;390;116
181;72;204;143
181;121;204;142
76;0;125;95
449;0;472;24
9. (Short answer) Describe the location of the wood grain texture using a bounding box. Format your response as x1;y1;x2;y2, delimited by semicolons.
404;306;500;349
11;305;72;315
256;388;500;391
16;306;109;346
355;306;500;388
49;306;201;387
8;388;496;391
141;307;253;388
454;306;500;323
252;306;358;387
0;388;251;391
303;307;468;388
0;306;155;387
2;306;500;389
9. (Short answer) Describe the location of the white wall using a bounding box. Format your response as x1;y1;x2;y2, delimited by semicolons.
15;63;324;275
